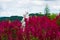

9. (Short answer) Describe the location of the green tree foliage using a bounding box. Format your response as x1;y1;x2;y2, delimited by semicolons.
0;16;23;21
9;16;23;21
0;17;9;21
48;13;57;20
38;12;44;16
29;13;35;16
44;5;50;16
57;18;60;26
29;12;44;17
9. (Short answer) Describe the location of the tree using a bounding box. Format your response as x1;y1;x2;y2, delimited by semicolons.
39;12;44;16
29;13;35;16
49;13;57;20
44;4;50;16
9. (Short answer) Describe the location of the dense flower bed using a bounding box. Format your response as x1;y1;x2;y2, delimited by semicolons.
0;15;60;40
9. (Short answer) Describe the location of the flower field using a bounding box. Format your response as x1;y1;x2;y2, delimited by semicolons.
0;14;60;40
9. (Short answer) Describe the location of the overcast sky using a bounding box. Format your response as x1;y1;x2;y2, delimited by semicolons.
0;0;60;17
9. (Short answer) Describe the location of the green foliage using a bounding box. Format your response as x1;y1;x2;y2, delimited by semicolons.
56;18;60;26
29;13;36;16
10;16;23;21
48;13;57;20
29;12;44;17
31;37;38;40
0;16;23;21
11;29;17;39
44;5;50;16
39;12;44;16
1;34;8;40
0;17;9;21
